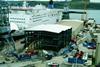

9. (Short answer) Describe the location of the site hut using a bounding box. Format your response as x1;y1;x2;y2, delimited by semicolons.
24;24;72;51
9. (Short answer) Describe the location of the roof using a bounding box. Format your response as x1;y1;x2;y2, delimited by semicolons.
58;19;84;35
25;24;71;33
58;19;83;31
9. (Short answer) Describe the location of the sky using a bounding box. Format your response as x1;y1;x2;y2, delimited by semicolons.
90;0;100;3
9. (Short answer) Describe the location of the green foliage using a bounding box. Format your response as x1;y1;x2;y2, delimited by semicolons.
1;1;100;9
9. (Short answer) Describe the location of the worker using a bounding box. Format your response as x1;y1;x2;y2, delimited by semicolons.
75;51;84;59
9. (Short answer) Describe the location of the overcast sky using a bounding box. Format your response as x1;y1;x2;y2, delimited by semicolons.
90;0;100;3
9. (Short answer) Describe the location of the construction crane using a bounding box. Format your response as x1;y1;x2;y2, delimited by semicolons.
63;0;86;19
81;0;88;20
0;1;16;53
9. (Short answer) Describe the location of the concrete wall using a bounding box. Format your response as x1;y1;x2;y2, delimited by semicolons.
95;33;100;65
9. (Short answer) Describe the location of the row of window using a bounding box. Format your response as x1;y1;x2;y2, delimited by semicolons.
32;15;46;19
32;14;58;19
9;13;58;23
10;18;25;20
33;19;42;22
10;21;25;23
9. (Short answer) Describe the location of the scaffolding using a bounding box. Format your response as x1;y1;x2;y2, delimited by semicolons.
0;1;16;52
25;25;72;51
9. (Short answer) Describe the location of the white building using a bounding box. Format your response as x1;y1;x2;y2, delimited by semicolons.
9;4;63;31
9;14;32;30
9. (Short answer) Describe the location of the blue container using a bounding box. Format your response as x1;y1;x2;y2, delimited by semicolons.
68;58;85;64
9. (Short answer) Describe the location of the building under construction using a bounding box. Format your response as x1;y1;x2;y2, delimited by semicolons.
25;24;72;51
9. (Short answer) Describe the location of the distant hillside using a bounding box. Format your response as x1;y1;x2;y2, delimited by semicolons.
2;1;100;10
6;1;65;8
70;0;100;10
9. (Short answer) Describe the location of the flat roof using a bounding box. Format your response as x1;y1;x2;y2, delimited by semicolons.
58;19;83;32
25;24;71;33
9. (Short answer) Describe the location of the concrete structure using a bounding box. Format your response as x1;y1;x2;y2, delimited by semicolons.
94;33;100;65
9;4;63;31
57;19;84;35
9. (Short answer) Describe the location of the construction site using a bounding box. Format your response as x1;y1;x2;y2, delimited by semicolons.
0;0;100;67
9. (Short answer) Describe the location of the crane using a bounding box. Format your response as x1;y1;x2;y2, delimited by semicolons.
63;0;86;19
81;0;88;20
